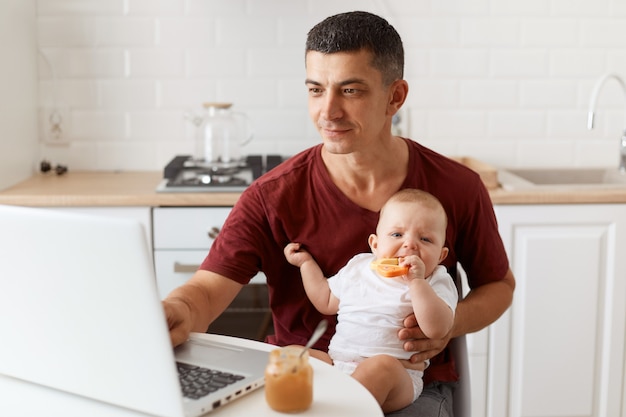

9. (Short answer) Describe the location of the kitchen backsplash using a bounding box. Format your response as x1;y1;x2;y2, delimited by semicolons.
36;0;626;171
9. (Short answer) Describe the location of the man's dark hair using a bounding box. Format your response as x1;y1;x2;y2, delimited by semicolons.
305;11;404;86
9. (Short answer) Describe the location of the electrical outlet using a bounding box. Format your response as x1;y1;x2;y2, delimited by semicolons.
40;107;70;145
392;107;410;137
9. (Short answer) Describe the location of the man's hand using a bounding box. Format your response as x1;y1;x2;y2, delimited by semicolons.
162;298;193;347
398;314;452;364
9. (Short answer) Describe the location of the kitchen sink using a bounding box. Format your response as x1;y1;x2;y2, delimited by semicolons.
499;167;626;189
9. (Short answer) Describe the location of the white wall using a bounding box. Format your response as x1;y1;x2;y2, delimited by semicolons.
0;0;38;190
36;0;626;171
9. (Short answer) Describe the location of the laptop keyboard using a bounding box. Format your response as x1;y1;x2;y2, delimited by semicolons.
177;362;245;400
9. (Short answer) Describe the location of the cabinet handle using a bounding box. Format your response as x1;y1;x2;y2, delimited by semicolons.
208;226;220;239
174;262;200;273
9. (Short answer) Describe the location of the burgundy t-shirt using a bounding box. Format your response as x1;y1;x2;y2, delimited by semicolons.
201;139;509;384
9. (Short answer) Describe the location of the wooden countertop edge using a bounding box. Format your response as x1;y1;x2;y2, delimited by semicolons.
0;193;241;207
1;171;626;206
489;187;626;204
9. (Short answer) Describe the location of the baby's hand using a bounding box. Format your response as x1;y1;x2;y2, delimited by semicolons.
284;242;313;267
399;255;426;281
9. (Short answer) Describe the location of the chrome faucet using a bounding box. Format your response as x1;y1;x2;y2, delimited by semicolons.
587;72;626;173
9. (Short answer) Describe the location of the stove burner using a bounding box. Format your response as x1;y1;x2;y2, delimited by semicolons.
179;169;247;187
183;158;247;172
156;154;284;193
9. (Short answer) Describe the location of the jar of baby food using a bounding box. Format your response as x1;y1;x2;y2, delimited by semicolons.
265;346;313;412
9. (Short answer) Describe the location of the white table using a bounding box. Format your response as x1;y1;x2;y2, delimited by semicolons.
0;333;383;417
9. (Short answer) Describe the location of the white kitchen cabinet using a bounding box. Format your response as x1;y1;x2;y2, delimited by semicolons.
486;204;626;417
152;207;231;299
152;207;270;341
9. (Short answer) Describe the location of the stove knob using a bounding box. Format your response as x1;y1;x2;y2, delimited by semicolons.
208;226;220;239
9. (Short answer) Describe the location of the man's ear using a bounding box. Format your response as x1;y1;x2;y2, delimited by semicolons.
387;79;409;116
368;233;378;254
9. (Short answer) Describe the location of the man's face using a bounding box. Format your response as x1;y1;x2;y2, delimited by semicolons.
304;49;394;154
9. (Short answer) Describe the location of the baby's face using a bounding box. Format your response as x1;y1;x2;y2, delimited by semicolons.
370;201;448;277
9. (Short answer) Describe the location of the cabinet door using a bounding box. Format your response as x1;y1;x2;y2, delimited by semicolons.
152;207;266;299
491;204;626;417
153;207;231;249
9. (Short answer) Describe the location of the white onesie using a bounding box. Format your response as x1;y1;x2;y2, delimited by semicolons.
326;253;458;401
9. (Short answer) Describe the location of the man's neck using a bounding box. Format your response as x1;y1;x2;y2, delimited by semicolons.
321;136;409;211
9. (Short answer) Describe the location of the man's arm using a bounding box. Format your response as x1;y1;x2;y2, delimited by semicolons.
452;268;516;336
399;268;516;362
162;270;243;347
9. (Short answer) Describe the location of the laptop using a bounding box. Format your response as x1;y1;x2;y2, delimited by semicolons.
0;204;268;417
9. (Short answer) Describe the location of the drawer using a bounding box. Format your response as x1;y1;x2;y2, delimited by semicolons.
154;250;208;299
154;250;266;299
153;207;231;249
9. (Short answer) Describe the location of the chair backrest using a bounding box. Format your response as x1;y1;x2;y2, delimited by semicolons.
451;266;471;417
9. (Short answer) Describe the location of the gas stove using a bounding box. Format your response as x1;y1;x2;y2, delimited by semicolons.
156;155;284;193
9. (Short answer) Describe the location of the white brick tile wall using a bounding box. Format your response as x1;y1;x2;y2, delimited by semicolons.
216;79;278;107
130;110;185;140
129;48;185;77
550;50;608;77
517;140;577;167
71;110;125;140
217;17;277;47
186;48;246;77
99;80;156;108
97;140;159;170
39;79;98;107
550;0;610;17
432;0;490;16
37;0;124;16
490;50;547;77
247;0;308;17
96;17;154;46
397;18;459;47
36;0;626;171
521;19;578;47
127;0;185;16
582;20;626;47
430;49;489;76
247;48;302;77
491;0;549;16
38;17;98;46
403;48;429;77
460;80;518;108
428;110;486;137
186;0;246;16
488;111;546;138
520;80;577;107
460;18;520;47
612;1;626;16
408;80;459;107
157;18;215;47
159;79;216;108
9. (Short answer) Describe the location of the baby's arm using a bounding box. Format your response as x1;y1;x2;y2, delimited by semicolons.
284;243;339;315
401;256;454;340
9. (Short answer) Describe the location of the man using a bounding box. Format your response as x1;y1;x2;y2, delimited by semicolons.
163;11;515;417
